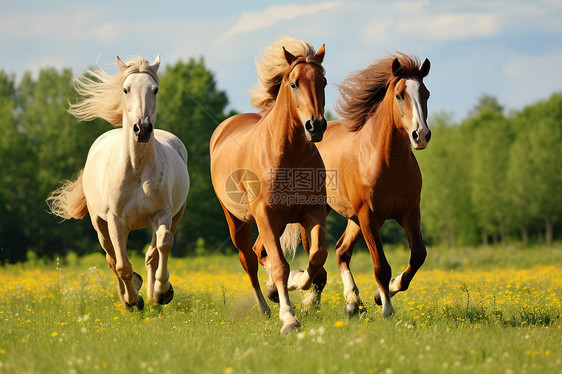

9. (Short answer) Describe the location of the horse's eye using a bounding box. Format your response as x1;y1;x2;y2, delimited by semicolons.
290;82;297;90
154;87;159;94
123;88;128;94
396;94;403;101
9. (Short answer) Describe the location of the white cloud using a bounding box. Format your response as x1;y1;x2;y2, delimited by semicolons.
363;3;501;45
399;12;500;41
214;2;343;43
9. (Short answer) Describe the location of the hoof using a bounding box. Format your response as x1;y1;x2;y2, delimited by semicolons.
345;302;359;318
345;302;367;317
280;320;301;335
374;289;382;306
265;283;279;303
157;283;174;305
126;295;144;311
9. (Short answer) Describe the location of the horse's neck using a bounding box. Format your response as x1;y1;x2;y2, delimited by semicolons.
120;124;156;172
265;90;310;165
364;108;411;168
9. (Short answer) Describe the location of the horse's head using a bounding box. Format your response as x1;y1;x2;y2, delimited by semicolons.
282;45;327;142
118;55;161;143
390;57;431;150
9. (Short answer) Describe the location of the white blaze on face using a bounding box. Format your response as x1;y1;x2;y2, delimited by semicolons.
405;78;429;149
123;74;158;126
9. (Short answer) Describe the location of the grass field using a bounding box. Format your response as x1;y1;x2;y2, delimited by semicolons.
1;245;561;373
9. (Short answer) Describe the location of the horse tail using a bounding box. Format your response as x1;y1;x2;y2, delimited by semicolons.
46;170;88;220
280;223;302;259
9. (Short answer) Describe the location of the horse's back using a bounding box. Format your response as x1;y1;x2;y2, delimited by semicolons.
154;130;190;215
154;129;188;164
210;113;262;154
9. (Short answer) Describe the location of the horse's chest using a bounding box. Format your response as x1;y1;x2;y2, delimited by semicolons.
114;178;167;225
369;170;421;215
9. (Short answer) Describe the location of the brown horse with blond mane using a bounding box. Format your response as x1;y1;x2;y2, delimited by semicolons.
314;53;431;318
210;37;328;334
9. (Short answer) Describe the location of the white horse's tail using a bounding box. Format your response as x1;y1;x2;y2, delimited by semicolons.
280;223;302;259
47;170;88;220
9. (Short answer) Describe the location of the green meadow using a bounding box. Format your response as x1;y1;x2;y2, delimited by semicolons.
1;246;561;373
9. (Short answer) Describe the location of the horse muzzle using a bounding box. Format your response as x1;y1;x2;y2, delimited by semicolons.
411;128;431;150
304;118;327;142
133;122;153;143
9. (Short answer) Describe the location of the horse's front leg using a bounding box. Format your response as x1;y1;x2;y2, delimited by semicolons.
149;206;178;305
144;234;158;302
375;206;427;303
255;213;300;334
358;211;394;318
107;215;143;308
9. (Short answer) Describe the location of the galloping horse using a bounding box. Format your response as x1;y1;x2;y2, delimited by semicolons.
210;37;328;333
316;54;431;318
48;56;189;309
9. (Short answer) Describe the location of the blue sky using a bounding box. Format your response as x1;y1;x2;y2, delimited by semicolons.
1;0;561;121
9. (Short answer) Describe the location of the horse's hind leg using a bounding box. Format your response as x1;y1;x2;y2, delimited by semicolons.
375;206;427;304
150;204;184;305
146;203;185;304
335;219;365;317
296;225;327;312
93;213;143;309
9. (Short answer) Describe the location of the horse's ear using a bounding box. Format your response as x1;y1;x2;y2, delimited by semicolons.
151;54;161;71
315;44;326;63
283;47;297;65
117;56;127;73
419;58;430;77
391;58;401;77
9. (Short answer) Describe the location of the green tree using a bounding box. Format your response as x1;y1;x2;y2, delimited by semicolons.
0;72;34;262
418;113;479;247
157;58;233;254
466;96;513;245
525;94;562;245
17;68;107;259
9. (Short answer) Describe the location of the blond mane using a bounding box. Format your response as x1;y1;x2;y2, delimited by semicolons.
69;57;159;125
250;36;321;112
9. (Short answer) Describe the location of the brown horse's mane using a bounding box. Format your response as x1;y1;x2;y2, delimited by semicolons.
335;53;423;132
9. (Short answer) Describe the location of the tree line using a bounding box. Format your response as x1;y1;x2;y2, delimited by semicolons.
418;95;562;247
0;60;560;263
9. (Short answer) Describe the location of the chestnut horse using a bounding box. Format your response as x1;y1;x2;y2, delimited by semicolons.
317;54;431;318
48;56;189;310
210;37;327;334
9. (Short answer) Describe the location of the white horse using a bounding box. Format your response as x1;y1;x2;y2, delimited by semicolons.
48;55;190;309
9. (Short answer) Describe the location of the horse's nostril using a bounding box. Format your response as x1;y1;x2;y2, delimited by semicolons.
133;124;140;134
320;118;327;131
425;130;432;142
305;120;313;132
146;123;153;134
412;130;419;140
